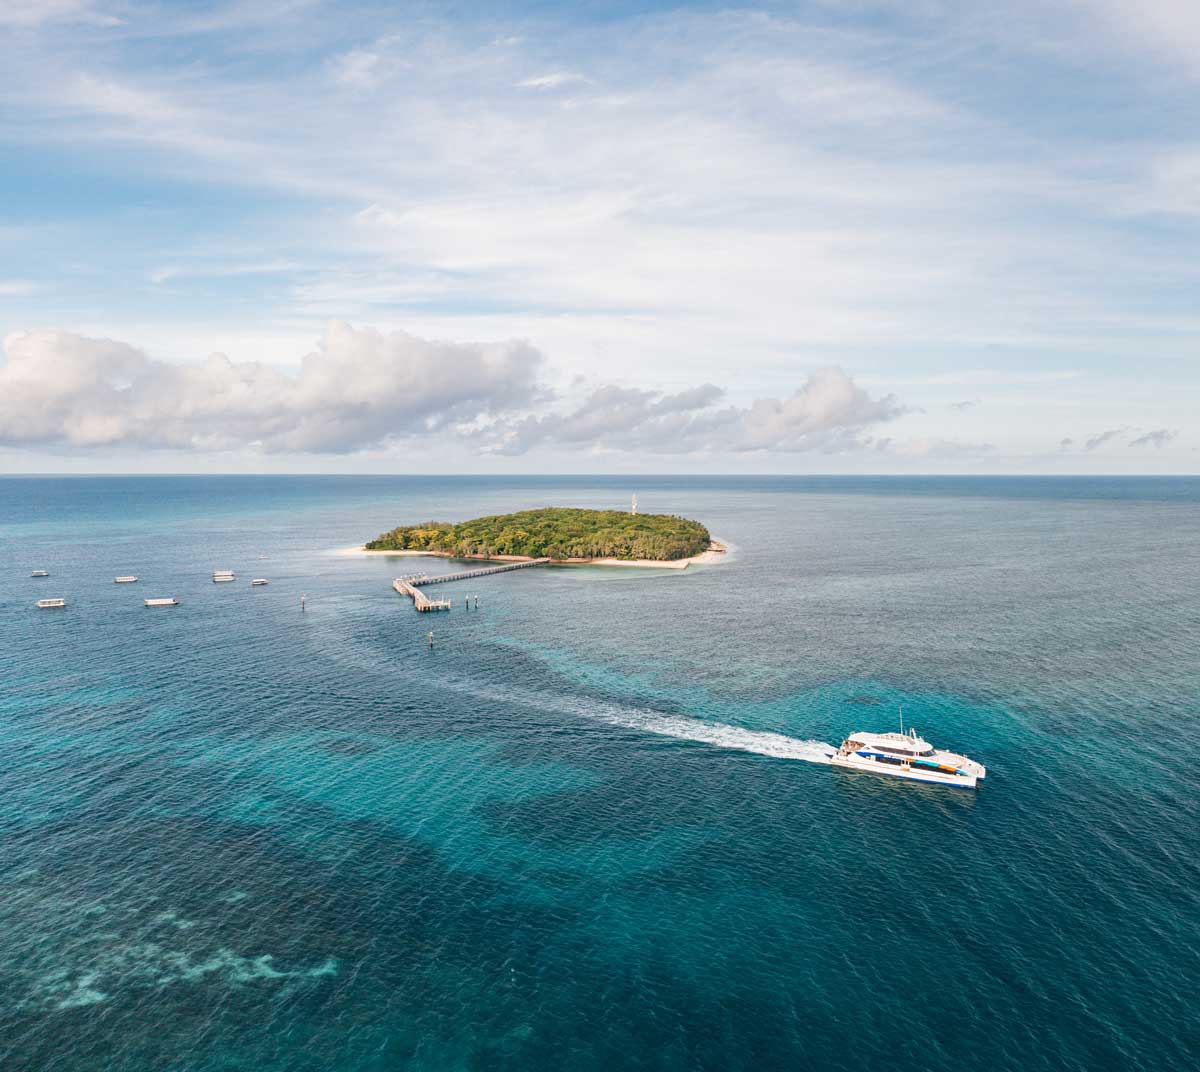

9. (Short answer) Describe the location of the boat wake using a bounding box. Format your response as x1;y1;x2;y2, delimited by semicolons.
590;706;836;764
460;677;836;765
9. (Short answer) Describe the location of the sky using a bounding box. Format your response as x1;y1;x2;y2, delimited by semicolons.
0;0;1196;474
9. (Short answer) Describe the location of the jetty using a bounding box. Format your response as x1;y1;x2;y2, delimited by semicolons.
393;558;550;612
393;578;451;612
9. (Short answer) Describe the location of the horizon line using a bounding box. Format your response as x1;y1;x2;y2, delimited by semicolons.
1;472;1198;480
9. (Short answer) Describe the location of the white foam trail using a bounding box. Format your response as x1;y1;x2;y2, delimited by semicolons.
436;673;836;764
592;706;836;764
476;679;836;764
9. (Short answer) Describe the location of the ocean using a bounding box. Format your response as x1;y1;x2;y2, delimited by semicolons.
1;475;1197;1071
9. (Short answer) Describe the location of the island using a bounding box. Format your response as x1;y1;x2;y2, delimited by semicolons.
361;507;725;568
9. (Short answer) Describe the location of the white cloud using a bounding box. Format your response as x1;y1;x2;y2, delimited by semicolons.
0;279;37;296
0;327;904;458
331;47;382;88
13;7;1195;370
1141;150;1200;216
0;4;1196;471
0;323;543;453
517;71;588;90
488;368;904;456
1069;0;1200;75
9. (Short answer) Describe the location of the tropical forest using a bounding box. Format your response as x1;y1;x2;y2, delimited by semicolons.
366;507;711;561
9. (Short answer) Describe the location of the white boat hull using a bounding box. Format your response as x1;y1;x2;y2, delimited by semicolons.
830;752;978;788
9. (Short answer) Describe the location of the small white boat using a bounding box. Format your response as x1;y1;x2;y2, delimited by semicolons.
212;570;235;582
144;597;179;607
31;569;49;577
36;598;66;608
251;578;269;586
115;576;139;584
830;727;986;789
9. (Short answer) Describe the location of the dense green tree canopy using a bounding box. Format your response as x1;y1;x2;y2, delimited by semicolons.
366;508;711;561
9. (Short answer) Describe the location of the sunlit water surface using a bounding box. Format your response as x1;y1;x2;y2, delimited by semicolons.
1;476;1197;1071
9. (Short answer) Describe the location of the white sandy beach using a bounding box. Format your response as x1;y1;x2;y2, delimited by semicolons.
331;539;730;570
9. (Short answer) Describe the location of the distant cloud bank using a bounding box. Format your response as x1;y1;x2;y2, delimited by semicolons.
0;324;904;457
488;370;905;456
1062;425;1181;452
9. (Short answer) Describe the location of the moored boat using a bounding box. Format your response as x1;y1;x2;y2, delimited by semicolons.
830;727;986;788
36;598;66;608
31;569;49;577
212;570;235;582
115;575;139;583
251;578;269;586
144;597;179;607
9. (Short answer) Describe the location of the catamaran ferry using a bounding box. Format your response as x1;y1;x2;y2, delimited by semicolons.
831;727;986;789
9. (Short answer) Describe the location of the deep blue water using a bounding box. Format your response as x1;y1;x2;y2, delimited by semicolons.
1;475;1197;1072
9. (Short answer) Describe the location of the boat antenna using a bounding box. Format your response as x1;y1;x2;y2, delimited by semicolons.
899;705;904;736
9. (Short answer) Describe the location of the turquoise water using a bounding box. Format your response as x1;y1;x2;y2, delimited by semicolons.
1;475;1197;1071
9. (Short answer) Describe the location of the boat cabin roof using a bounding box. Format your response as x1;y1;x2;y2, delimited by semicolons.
850;730;935;752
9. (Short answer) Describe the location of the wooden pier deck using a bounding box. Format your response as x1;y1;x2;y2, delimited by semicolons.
406;558;551;587
393;558;551;612
392;578;452;612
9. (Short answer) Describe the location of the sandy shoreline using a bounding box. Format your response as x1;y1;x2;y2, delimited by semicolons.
331;539;730;570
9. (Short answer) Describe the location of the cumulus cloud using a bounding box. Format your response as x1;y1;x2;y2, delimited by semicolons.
0;323;544;453
487;368;904;456
0;327;905;458
0;321;907;456
1129;427;1178;448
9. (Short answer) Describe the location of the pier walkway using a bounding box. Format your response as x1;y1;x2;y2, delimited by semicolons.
393;558;551;612
392;578;452;612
